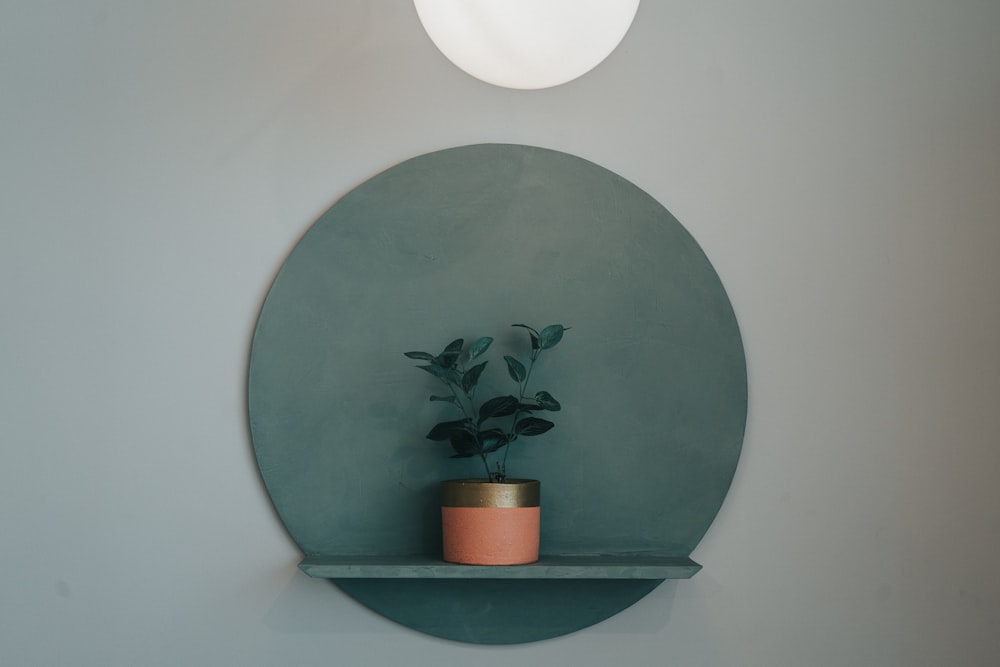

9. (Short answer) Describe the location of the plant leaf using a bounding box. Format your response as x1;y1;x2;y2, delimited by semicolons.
514;417;555;437
468;336;493;360
478;395;519;422
534;391;561;411
461;361;488;393
436;338;464;369
448;431;479;457
538;325;567;349
504;355;526;382
404;351;436;361
478;428;509;453
429;395;458;405
511;324;540;350
426;419;472;441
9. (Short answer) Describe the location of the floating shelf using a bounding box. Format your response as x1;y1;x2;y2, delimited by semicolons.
299;553;701;580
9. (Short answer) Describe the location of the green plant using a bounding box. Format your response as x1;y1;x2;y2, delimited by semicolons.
404;323;568;482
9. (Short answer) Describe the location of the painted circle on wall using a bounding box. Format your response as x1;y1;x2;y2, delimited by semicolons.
248;144;747;644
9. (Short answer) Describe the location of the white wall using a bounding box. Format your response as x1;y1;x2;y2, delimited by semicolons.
2;1;998;664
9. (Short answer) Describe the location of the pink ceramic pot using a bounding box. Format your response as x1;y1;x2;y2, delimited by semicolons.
441;479;540;565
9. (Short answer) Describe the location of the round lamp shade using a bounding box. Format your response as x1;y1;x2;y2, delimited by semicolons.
414;0;641;89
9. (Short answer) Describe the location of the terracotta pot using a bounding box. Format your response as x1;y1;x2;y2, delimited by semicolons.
440;479;540;565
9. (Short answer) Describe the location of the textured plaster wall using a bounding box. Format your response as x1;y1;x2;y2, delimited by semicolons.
2;1;998;665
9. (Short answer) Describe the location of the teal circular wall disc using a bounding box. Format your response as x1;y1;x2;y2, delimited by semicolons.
248;144;747;644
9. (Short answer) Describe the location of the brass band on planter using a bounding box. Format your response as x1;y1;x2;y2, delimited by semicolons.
441;479;540;508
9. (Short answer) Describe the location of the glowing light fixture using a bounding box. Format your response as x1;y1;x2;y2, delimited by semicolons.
414;0;641;90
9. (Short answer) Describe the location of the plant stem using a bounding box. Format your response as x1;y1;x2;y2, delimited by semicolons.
500;351;539;478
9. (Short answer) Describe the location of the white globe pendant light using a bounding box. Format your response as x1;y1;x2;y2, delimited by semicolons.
414;0;641;90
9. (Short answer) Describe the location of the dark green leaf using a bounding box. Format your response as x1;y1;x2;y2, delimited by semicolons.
534;391;561;411
461;361;488;393
404;351;436;361
514;417;555;436
449;431;479;457
512;324;540;350
504;355;526;382
468;336;493;360
478;429;509;453
478;395;519;422
436;338;464;369
418;365;461;385
426;419;472;441
538;324;567;349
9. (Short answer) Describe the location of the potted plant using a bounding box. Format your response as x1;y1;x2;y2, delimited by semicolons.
405;323;568;565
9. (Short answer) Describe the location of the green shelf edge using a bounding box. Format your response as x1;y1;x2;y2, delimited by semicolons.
298;553;701;580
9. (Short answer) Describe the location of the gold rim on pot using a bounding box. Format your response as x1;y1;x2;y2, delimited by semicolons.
441;479;540;508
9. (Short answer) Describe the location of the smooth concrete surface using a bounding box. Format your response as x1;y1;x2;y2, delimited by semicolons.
2;1;999;664
297;554;700;580
245;142;747;641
